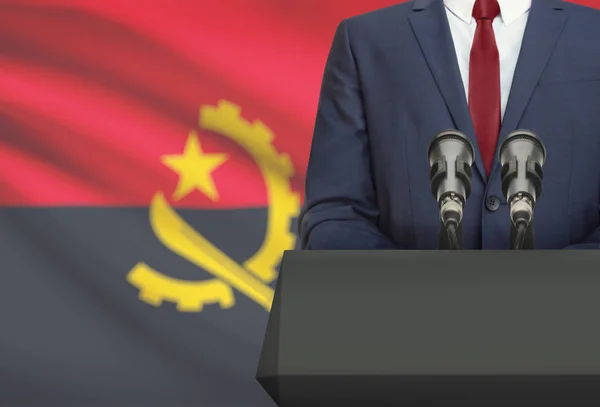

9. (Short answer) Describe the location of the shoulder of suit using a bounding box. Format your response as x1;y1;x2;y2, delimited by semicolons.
561;1;600;18
344;1;415;27
560;1;600;35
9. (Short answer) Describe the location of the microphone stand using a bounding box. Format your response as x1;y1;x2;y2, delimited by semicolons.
507;193;537;250
436;192;466;250
510;221;535;250
438;220;463;250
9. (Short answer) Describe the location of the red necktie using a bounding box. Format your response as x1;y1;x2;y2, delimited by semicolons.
469;0;501;176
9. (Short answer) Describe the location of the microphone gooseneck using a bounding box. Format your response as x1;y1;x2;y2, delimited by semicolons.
498;129;546;250
513;222;527;250
428;130;475;250
445;222;460;250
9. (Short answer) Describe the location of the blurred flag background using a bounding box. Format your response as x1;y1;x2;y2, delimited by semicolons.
0;0;598;406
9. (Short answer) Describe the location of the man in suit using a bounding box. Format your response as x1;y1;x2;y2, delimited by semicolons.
299;0;600;250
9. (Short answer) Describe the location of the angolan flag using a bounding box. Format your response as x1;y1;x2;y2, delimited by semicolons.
0;0;598;406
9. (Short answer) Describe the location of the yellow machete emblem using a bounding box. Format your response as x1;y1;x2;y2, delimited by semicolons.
126;100;300;312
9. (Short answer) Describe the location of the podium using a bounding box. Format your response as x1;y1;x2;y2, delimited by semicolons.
257;250;600;406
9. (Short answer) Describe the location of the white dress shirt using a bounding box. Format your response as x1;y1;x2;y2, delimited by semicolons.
444;0;531;120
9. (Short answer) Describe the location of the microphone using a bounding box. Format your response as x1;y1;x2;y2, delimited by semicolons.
498;129;546;250
428;130;475;250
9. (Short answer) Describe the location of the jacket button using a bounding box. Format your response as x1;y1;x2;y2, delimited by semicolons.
485;195;500;212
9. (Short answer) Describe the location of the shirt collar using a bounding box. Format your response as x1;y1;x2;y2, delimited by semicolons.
444;0;532;26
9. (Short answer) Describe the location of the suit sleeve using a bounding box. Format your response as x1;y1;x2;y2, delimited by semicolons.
298;20;399;250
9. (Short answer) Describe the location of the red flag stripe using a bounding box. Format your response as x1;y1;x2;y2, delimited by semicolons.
1;0;598;207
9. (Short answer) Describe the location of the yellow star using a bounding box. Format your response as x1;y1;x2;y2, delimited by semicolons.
161;131;228;201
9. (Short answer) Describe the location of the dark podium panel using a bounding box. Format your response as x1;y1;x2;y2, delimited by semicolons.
257;250;600;407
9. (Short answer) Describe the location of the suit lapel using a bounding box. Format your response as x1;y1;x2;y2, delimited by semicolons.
491;0;567;175
409;0;486;180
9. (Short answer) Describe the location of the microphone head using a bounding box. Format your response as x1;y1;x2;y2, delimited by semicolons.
428;130;475;167
428;130;475;203
498;129;546;204
498;129;546;167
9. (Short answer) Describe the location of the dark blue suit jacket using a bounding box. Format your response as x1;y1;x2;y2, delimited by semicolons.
300;0;600;250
